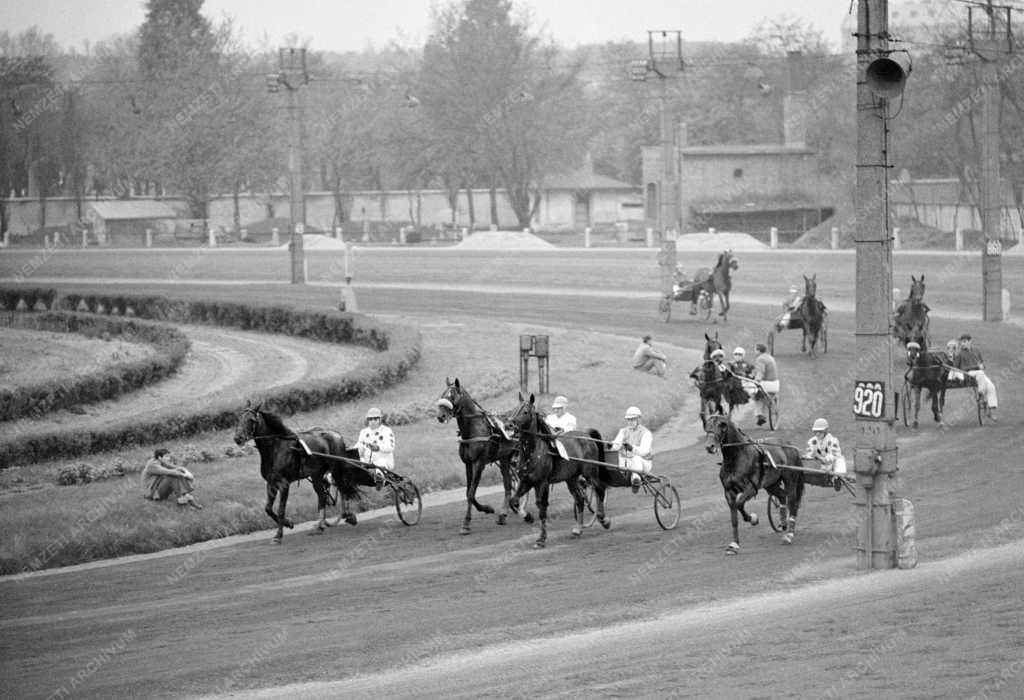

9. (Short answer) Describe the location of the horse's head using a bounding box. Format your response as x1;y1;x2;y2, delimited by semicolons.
234;400;263;445
703;331;722;361
910;275;925;304
804;273;817;299
725;250;738;271
505;392;540;440
436;377;466;424
704;414;729;454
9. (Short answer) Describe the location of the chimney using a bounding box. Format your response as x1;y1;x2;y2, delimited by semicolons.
782;50;807;147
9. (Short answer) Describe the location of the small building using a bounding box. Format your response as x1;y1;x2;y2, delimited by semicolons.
537;162;643;231
84;200;180;246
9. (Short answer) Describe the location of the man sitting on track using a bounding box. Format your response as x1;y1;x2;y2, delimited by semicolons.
803;418;845;473
356;407;395;488
609;406;653;493
955;334;998;422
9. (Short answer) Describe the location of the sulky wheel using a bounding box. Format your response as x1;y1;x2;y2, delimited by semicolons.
659;297;672;322
653;482;681;530
767;494;787;533
822;317;829;353
393;480;422;526
699;290;713;321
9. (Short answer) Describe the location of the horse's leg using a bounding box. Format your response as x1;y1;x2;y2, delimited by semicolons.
801;327;807;353
724;486;740;554
264;481;280;526
276;480;293;541
309;475;328;535
912;386;921;429
595;482;610;529
534;482;550;548
567;476;584;537
461;460;475;535
734;483;759;527
781;479;804;544
496;456;511;526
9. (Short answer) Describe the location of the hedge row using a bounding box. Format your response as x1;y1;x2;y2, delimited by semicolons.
0;287;58;312
1;313;190;423
0;293;422;468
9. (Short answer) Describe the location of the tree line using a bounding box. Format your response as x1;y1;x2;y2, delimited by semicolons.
1;0;1021;235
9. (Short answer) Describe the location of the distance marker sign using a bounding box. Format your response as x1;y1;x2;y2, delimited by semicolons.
853;380;886;419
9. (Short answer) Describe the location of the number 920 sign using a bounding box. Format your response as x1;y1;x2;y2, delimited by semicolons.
853;380;886;419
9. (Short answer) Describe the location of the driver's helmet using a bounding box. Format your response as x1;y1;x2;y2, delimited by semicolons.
733;347;745;358
789;285;799;294
366;407;383;420
710;348;726;360
624;406;642;419
551;395;568;409
811;418;829;432
906;341;921;351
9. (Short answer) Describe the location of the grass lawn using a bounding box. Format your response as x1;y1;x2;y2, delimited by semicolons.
0;311;699;575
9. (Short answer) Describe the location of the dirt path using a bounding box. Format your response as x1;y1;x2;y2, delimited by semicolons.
10;324;372;436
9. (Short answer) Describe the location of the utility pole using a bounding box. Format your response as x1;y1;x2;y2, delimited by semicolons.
968;2;1014;321
267;48;309;284
632;31;684;298
854;0;910;570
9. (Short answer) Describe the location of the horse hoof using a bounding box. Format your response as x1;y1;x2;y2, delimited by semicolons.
343;514;357;526
523;513;534;524
533;540;546;549
912;421;919;429
271;537;282;544
460;525;472;535
600;518;611;530
571;527;582;537
782;533;794;544
283;520;294;529
725;543;739;555
496;514;507;526
308;528;324;536
480;506;495;515
749;513;759;526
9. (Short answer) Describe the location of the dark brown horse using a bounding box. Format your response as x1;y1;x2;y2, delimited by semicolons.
233;400;362;543
703;414;805;554
699;250;739;321
435;377;517;534
505;393;609;548
904;340;948;429
796;274;826;357
690;332;746;427
893;274;930;347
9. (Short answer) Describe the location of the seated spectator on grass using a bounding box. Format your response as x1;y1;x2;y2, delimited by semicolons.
141;448;202;509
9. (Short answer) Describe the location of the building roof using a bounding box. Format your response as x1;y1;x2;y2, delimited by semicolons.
681;144;815;157
688;193;825;214
86;200;179;220
542;167;639;191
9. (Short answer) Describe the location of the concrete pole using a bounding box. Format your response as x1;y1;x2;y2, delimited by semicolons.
584;226;591;248
659;84;676;242
146;228;152;247
979;45;1003;321
893;226;900;250
853;0;897;571
955;228;963;251
770;226;778;248
286;83;306;284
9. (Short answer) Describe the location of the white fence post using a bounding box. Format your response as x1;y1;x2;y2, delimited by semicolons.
955;228;963;251
893;226;901;250
584;226;592;248
146;228;153;247
830;226;839;250
271;227;280;246
208;227;217;247
770;226;778;249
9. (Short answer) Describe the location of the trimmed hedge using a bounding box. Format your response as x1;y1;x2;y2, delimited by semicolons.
0;287;58;312
0;313;190;423
0;293;422;468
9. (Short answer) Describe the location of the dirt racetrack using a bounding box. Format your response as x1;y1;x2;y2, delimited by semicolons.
1;250;1023;699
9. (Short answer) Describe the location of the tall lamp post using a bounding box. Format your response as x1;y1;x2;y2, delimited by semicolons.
266;48;309;284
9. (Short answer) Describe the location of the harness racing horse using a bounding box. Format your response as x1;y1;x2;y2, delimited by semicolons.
691;332;747;428
505;394;609;548
904;340;948;429
701;250;739;321
233;400;360;543
436;377;517;534
703;414;805;554
893;275;931;347
796;274;826;357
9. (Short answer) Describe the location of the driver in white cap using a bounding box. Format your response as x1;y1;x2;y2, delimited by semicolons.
609;406;654;492
803;417;844;473
357;407;395;488
545;395;577;435
777;284;803;331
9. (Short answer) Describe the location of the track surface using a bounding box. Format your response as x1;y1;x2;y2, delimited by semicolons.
1;252;1023;699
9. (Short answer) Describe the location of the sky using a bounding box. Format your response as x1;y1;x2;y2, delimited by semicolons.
2;0;854;53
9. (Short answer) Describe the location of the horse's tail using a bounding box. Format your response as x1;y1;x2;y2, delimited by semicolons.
587;428;612;485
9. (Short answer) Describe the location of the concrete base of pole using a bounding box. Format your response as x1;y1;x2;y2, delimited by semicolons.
339;284;358;313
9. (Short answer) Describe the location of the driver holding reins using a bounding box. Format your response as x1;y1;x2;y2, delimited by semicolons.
356;407;395;489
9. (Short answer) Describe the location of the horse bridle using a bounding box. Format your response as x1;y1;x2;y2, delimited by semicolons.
239;407;295;442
